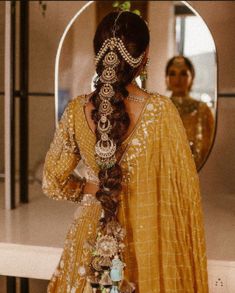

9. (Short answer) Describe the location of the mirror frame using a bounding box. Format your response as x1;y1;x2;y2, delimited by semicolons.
181;1;218;172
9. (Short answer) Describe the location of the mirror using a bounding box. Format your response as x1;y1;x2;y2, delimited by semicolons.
55;1;217;172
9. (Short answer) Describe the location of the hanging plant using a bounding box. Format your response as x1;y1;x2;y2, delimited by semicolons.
112;1;141;16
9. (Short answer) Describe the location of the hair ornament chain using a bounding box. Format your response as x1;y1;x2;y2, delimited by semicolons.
94;37;144;68
95;48;120;168
99;83;115;100
94;15;145;168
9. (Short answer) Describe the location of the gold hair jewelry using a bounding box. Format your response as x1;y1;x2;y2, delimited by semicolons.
94;37;144;68
99;83;115;100
95;49;120;169
100;67;118;84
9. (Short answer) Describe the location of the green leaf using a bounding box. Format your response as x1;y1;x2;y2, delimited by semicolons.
120;4;127;11
132;9;141;16
120;1;131;11
112;1;120;8
124;1;131;10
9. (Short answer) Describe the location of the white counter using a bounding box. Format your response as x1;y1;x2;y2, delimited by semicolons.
0;182;77;280
0;182;235;292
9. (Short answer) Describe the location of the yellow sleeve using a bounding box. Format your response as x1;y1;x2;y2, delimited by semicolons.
42;101;85;202
159;97;209;292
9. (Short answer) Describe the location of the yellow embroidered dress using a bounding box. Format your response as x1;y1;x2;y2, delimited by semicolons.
42;94;209;293
171;96;214;169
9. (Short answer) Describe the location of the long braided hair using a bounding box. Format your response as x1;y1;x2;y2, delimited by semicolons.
91;11;150;224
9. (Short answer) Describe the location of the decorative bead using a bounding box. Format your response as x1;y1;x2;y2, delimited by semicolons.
147;103;154;111
100;67;117;84
78;266;86;276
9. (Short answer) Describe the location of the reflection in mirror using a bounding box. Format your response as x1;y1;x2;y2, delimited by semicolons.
55;1;217;172
164;2;216;170
165;56;214;170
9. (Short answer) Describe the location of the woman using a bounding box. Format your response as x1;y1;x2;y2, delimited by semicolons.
43;11;209;293
165;56;214;170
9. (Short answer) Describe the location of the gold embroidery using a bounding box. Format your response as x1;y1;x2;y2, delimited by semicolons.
42;100;86;202
44;94;208;293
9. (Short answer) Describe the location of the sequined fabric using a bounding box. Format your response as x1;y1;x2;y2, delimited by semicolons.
43;94;209;292
42;102;86;202
171;96;214;169
47;194;102;293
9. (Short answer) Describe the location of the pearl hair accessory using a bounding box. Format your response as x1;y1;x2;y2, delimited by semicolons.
94;37;145;68
94;49;119;168
94;12;148;169
94;37;146;168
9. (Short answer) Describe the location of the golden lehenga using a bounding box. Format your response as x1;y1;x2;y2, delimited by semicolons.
42;93;209;293
171;95;214;169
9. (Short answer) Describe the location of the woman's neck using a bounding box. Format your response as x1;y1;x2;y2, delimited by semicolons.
126;82;149;98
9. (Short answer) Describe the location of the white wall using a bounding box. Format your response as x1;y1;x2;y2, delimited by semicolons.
0;2;5;173
28;1;90;173
189;1;235;94
148;1;174;93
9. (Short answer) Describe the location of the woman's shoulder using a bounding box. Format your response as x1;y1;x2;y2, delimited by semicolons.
64;94;87;112
148;92;176;113
58;95;87;126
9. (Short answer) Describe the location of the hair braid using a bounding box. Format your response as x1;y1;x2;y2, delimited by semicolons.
84;11;150;290
91;61;131;223
91;11;149;225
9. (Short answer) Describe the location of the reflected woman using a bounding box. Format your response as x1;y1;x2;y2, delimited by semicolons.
165;56;214;169
43;12;208;293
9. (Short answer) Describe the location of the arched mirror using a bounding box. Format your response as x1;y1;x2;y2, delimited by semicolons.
55;1;217;172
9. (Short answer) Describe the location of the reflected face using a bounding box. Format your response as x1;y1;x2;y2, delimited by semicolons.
166;64;193;97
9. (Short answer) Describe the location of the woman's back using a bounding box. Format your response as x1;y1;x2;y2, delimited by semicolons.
43;92;208;291
42;10;208;293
